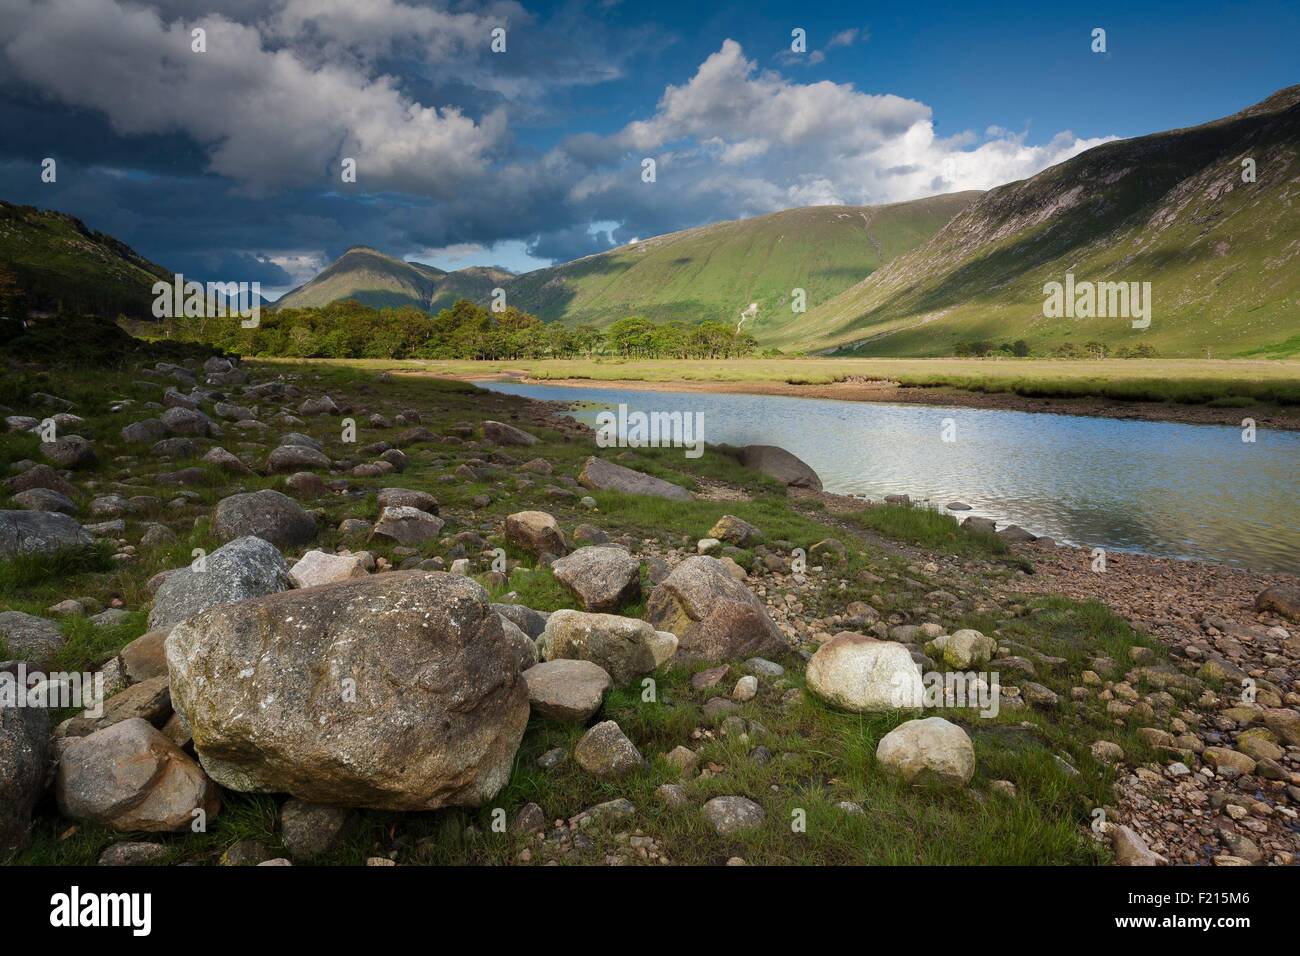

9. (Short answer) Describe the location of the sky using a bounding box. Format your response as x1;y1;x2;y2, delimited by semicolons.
0;0;1296;298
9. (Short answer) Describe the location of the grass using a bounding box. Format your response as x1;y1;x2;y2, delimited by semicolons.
848;503;1011;560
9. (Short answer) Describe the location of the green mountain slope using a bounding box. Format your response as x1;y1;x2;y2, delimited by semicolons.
0;200;171;320
781;86;1300;358
502;193;981;339
272;247;513;313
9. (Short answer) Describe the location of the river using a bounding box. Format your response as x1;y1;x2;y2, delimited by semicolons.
480;380;1300;575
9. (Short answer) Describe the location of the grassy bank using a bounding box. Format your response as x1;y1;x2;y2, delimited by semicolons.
254;356;1300;408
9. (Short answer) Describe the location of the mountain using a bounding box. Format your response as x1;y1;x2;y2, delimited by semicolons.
501;193;981;339
271;246;514;313
0;200;171;320
777;86;1300;358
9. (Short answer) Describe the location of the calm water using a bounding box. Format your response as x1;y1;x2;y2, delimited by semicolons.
482;381;1300;574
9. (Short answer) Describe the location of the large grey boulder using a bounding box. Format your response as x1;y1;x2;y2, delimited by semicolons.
550;546;641;612
370;506;445;546
121;419;167;444
39;435;97;470
377;488;438;513
0;611;66;667
4;464;78;499
574;720;643;778
148;535;292;630
56;718;220;832
493;603;549;639
1;702;49;852
10;488;76;515
701;795;766;835
165;571;529;811
645;556;785;662
578;456;692;501
483;420;538;446
211;490;316;548
805;633;924;712
875;717;975;788
266;444;331;474
540;609;672;684
739;445;822;490
523;659;612;722
0;510;92;559
160;406;214;437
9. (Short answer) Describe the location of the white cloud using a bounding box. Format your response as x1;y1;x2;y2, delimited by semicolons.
575;39;1116;236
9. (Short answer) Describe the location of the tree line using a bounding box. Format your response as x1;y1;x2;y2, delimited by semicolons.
156;298;760;361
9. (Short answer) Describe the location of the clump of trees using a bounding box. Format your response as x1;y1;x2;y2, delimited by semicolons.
952;338;1158;359
1052;341;1157;359
170;298;758;361
954;339;1030;357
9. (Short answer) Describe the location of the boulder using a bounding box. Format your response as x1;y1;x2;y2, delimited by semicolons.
148;535;292;630
267;444;332;474
297;396;339;416
120;418;166;444
550;545;641;612
504;510;567;558
493;603;549;639
9;488;76;515
280;432;323;451
1255;585;1300;622
1111;825;1166;866
805;633;923;712
289;550;370;588
370;506;445;546
56;718;220;832
0;611;66;667
738;445;822;490
574;720;643;778
0;703;49;852
211;489;316;548
483;420;538;446
0;510;92;559
377;488;438;513
497;616;539;673
644;555;785;662
39;435;97;469
578;456;692;501
165;571;529;810
875;717;975;787
279;800;352;861
708;514;763;546
523;660;612;721
943;629;996;669
701;795;766;835
5;464;78;499
202;447;252;475
539;609;666;684
120;629;169;684
160;406;214;437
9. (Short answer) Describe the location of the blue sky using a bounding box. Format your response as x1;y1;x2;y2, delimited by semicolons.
0;0;1295;294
